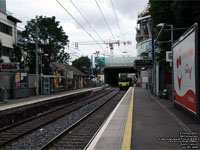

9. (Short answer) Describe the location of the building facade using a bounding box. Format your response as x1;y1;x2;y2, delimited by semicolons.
135;4;160;94
136;4;152;59
136;5;153;90
0;0;21;62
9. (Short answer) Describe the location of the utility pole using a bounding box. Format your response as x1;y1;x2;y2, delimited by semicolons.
35;25;39;96
170;25;174;103
151;20;155;94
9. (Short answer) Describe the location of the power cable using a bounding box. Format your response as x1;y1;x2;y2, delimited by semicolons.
110;0;127;52
69;0;105;42
110;0;127;53
110;0;123;41
94;0;115;40
56;0;109;55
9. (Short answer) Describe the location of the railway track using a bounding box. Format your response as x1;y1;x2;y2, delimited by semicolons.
0;88;112;149
40;90;125;150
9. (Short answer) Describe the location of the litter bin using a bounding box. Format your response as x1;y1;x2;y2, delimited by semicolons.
159;89;168;99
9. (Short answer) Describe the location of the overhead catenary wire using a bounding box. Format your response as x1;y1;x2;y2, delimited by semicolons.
56;0;109;56
68;47;79;54
94;0;116;40
68;46;91;56
110;0;123;41
68;46;81;53
110;0;128;52
69;0;105;43
109;0;125;52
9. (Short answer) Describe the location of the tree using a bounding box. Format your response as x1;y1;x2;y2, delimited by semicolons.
149;0;200;68
10;44;26;69
149;0;200;90
57;49;70;65
72;56;91;74
22;16;69;73
10;44;22;62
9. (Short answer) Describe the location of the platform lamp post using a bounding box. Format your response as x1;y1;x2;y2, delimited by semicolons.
35;25;39;96
156;23;174;102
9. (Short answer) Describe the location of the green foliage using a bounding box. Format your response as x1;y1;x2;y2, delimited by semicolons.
149;0;200;28
149;0;200;68
10;44;22;62
72;56;91;74
57;49;70;65
10;44;26;69
22;16;69;73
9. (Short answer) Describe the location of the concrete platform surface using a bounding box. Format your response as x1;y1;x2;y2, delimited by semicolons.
87;87;200;150
87;87;133;150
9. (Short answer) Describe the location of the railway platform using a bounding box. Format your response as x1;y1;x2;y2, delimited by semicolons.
87;87;200;150
0;87;103;112
0;87;104;129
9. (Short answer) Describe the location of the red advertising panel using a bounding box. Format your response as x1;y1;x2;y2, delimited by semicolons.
0;63;19;71
173;25;197;114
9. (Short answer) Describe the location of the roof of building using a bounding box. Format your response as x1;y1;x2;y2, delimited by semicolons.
138;4;150;18
7;15;21;23
50;62;87;76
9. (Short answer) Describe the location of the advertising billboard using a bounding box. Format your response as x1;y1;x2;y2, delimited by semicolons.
173;24;199;115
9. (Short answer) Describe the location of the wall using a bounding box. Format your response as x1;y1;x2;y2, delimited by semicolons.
140;70;150;89
0;0;6;14
0;12;17;62
0;13;16;47
0;72;12;99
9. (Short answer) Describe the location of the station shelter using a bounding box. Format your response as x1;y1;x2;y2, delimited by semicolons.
49;62;87;92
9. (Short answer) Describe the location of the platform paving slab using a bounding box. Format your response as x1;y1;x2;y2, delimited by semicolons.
132;87;199;150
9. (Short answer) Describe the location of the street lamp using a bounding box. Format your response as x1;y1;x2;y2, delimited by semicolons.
156;23;173;50
156;23;174;103
35;25;39;96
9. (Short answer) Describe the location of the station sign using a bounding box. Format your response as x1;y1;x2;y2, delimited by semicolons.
0;62;19;71
166;51;173;62
95;57;105;66
135;59;152;67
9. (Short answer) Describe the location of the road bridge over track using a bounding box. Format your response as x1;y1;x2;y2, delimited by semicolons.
102;57;139;86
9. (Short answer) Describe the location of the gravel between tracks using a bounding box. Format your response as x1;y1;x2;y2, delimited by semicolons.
9;89;119;150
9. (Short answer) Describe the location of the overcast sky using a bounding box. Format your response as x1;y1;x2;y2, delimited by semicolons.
7;0;149;61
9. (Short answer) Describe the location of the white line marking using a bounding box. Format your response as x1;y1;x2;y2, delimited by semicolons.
86;87;132;150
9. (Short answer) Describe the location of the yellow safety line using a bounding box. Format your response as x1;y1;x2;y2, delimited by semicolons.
122;87;134;150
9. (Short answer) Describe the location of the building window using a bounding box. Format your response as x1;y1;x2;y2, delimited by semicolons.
0;22;12;36
2;46;12;56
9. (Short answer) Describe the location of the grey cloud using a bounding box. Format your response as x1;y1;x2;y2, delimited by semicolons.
112;0;149;19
